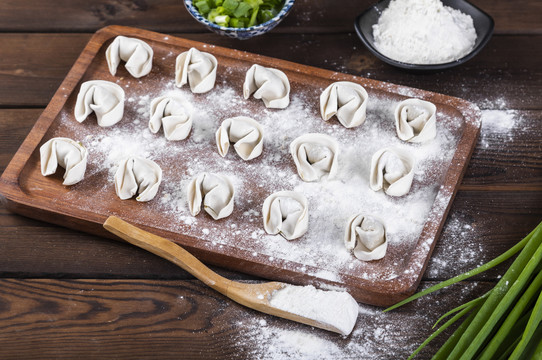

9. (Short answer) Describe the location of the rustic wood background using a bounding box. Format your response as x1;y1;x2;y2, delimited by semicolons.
1;1;541;358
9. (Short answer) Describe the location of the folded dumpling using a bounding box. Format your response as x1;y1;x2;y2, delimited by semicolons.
216;116;264;160
175;48;218;93
105;36;153;78
395;98;437;143
74;80;125;127
149;95;193;141
40;137;88;186
370;147;415;197
114;156;162;202
344;214;387;261
187;173;234;220
262;191;308;240
290;133;339;182
320;81;368;128
243;64;290;109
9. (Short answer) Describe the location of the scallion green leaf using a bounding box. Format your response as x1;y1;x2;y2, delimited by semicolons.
385;221;542;359
196;0;283;28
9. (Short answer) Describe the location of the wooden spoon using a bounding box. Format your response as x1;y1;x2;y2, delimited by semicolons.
103;216;359;335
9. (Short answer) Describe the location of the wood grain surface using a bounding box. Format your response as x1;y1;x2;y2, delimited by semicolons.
0;1;541;359
0;25;482;306
1;0;541;34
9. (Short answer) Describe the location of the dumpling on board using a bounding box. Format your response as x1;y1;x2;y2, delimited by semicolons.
290;133;340;182
262;191;309;241
149;95;193;141
114;156;162;202
369;147;415;197
175;48;218;93
395;98;437;143
74;80;125;127
344;214;387;261
216;116;264;161
40;137;88;186
105;36;153;78
320;81;368;128
243;64;290;109
187;173;235;220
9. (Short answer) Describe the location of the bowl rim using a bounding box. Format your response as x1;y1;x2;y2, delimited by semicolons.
184;0;295;32
354;0;495;71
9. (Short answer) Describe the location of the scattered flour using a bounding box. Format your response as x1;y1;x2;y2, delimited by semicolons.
269;284;359;336
481;110;518;132
478;109;521;149
42;51;489;358
425;214;484;278
233;280;484;359
52;59;463;291
372;0;477;64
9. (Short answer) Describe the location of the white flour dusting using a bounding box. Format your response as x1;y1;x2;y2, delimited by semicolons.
52;66;463;290
232;280;483;359
269;284;359;336
478;109;521;149
373;0;477;64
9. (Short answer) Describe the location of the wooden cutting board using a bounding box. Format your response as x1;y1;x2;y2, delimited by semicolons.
0;25;480;306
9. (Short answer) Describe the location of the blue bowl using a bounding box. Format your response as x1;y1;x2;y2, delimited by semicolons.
184;0;295;40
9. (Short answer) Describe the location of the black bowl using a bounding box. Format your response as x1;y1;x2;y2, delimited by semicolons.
354;0;495;71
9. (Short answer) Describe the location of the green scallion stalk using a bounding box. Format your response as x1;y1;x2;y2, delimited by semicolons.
408;302;483;360
493;309;533;360
384;224;539;313
509;288;542;359
449;226;542;359
432;307;479;359
478;269;542;359
432;291;490;329
386;221;542;359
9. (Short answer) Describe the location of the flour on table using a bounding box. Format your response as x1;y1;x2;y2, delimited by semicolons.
54;71;462;287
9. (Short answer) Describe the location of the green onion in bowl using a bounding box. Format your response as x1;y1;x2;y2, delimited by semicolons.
194;0;285;28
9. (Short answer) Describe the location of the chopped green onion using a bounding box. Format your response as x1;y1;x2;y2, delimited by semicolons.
247;5;259;26
194;0;284;28
195;0;210;14
259;9;277;23
230;18;245;28
214;15;230;27
233;2;252;18
223;0;239;14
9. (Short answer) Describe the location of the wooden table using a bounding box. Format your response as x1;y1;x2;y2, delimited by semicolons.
1;1;540;358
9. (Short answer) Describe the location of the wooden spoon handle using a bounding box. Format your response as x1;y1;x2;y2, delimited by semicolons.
103;216;232;294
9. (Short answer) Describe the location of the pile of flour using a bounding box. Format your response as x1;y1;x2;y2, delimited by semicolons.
372;0;477;65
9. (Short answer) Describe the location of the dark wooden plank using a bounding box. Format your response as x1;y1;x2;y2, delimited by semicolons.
0;278;495;359
0;33;540;109
0;34;89;107
460;110;542;190
426;190;542;281
0;109;41;174
1;191;540;281
0;224;256;281
0;0;540;35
